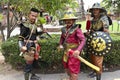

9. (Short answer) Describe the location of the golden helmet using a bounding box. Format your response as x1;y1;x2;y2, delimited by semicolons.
61;10;78;20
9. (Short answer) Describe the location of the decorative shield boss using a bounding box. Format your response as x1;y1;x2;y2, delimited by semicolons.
86;31;112;56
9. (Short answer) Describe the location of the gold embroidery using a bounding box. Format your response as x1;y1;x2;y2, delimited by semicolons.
92;20;103;31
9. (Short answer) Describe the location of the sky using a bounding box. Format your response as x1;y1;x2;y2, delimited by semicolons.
83;0;103;11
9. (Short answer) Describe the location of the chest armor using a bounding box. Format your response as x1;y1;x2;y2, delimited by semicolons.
23;21;37;34
61;24;78;38
91;20;103;31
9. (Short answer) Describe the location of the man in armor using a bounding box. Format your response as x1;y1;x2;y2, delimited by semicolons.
86;3;110;80
18;8;45;80
58;10;85;80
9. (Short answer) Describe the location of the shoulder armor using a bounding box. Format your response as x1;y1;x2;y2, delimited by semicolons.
22;21;29;28
69;24;78;34
61;27;66;34
100;15;109;27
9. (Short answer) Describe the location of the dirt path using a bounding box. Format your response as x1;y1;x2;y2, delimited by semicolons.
0;63;23;80
0;52;5;64
0;52;24;80
0;52;120;80
0;52;14;76
0;55;120;80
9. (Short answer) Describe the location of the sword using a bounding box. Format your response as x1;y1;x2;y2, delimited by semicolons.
40;24;52;38
45;32;52;38
68;49;100;72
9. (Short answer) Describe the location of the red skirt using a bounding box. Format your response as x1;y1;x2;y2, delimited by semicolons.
62;54;81;74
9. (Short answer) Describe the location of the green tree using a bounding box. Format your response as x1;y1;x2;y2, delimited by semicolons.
0;0;77;16
0;0;78;41
101;0;120;13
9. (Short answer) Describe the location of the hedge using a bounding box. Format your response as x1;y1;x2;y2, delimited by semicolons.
1;33;120;73
1;34;64;73
104;34;120;65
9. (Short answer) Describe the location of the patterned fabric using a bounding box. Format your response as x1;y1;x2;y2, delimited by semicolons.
19;20;43;41
61;24;78;35
62;45;80;74
59;24;85;74
63;43;78;62
60;24;85;51
91;15;109;31
23;21;37;34
18;20;41;62
90;54;103;74
100;15;109;29
91;20;103;31
89;14;109;74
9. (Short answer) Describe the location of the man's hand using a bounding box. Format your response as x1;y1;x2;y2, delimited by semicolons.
34;40;38;43
57;45;64;52
21;46;27;52
73;50;80;58
85;31;90;35
42;29;47;33
59;45;64;49
104;28;109;33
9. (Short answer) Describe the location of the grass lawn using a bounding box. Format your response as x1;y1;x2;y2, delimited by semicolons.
78;20;120;33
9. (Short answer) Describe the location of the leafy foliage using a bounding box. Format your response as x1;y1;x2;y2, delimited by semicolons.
104;33;120;65
101;0;120;12
1;35;25;69
1;34;120;72
0;0;78;15
0;0;79;41
1;34;63;72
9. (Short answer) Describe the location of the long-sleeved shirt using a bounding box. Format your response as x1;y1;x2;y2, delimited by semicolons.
59;24;85;51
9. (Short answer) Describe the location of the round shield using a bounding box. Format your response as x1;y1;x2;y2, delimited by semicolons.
86;31;112;56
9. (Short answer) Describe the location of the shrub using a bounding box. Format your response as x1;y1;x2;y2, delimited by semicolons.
1;34;64;73
104;33;120;66
1;36;25;69
1;33;120;73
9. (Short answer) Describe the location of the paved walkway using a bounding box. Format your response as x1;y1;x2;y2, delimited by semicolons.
0;70;120;80
0;64;120;80
0;52;120;80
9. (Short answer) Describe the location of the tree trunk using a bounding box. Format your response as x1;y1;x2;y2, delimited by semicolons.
0;29;5;41
7;1;10;39
0;23;5;41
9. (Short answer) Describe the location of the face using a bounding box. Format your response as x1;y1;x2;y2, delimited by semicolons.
93;8;100;16
28;11;38;24
64;19;75;27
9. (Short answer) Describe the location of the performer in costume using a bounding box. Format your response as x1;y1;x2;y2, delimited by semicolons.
18;8;45;80
86;3;110;80
58;10;85;80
